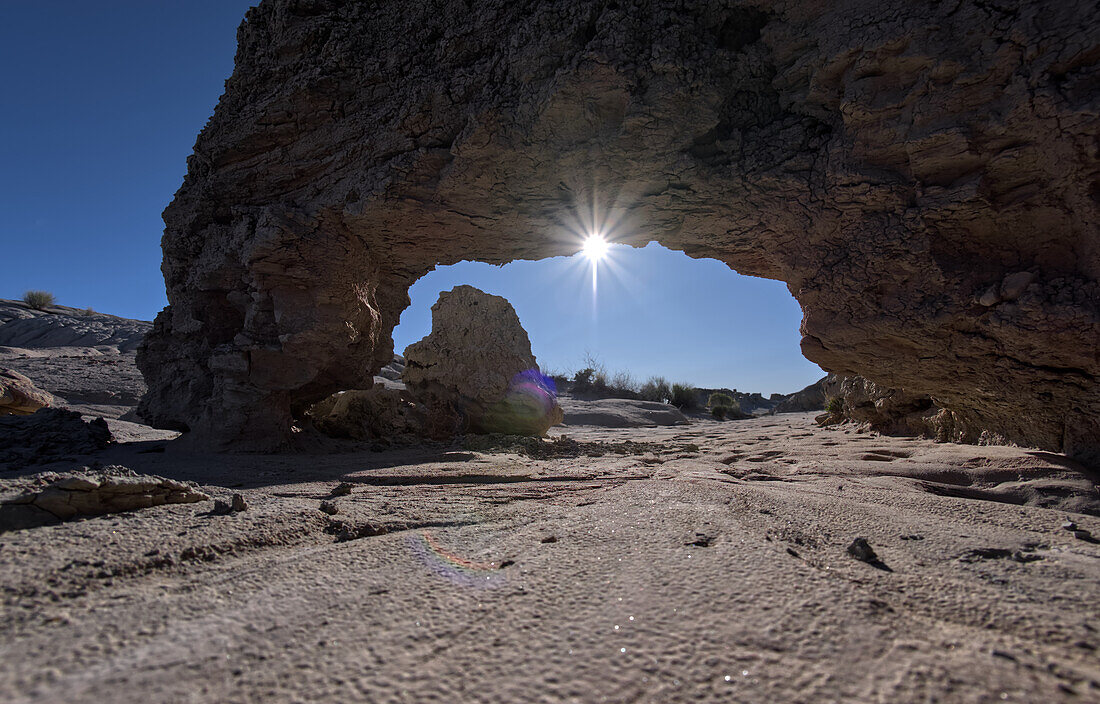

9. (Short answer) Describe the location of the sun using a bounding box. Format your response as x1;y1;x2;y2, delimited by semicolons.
581;233;610;261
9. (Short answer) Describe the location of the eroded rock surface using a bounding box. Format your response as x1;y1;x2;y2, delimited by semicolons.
818;374;1006;445
0;369;55;415
0;409;113;470
403;286;562;437
137;0;1100;462
0;467;208;532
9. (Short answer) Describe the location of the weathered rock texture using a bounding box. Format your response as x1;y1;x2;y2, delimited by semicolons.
403;286;562;436
138;0;1100;462
0;467;208;532
818;374;1004;445
0;369;55;415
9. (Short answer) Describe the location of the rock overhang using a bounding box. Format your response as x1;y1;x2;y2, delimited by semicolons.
135;0;1099;465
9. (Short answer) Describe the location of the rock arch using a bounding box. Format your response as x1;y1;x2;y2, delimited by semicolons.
137;0;1100;463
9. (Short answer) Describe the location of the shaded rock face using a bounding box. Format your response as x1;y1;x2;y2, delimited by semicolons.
819;374;1005;445
0;409;113;470
819;375;938;435
403;286;562;437
138;0;1100;462
307;387;426;441
0;369;55;415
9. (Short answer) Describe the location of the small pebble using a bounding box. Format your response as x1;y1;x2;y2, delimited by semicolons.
331;482;353;497
319;500;339;515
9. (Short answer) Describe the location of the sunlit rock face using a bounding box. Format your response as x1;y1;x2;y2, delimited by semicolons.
403;286;562;437
138;0;1099;462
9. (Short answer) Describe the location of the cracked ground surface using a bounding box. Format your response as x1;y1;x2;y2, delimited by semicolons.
1;412;1098;703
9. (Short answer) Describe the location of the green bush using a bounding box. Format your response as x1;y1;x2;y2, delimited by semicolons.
707;392;735;409
825;396;844;415
670;382;698;409
22;290;55;310
711;405;729;420
638;376;671;403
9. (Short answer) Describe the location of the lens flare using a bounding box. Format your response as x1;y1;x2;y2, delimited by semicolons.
406;531;507;588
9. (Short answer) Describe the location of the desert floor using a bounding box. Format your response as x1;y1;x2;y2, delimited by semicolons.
2;411;1098;703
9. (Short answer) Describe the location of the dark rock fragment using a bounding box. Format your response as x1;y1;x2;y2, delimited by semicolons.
847;537;892;571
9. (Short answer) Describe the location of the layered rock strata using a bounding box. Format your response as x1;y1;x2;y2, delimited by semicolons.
0;468;208;532
138;0;1100;463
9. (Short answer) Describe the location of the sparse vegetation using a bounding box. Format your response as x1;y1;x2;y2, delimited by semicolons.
707;392;737;421
610;370;639;395
670;382;698;409
22;290;56;310
826;396;844;415
707;392;735;409
638;376;671;403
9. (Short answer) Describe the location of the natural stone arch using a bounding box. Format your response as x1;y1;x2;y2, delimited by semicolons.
137;0;1100;464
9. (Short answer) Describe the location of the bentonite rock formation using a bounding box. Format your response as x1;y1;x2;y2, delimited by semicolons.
0;369;55;415
137;0;1100;462
403;285;563;436
0;467;208;532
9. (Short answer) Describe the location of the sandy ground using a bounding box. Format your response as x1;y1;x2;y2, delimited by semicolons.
2;412;1098;703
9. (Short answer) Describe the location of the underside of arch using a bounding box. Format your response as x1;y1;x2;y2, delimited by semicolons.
137;0;1100;465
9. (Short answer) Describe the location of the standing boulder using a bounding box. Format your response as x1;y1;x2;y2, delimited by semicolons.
403;286;562;437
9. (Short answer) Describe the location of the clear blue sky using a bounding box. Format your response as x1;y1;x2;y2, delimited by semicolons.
2;2;823;395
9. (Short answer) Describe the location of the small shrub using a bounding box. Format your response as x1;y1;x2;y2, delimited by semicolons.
825;396;844;415
610;370;639;395
711;405;729;420
22;290;55;310
707;392;735;409
670;382;698;410
638;376;672;403
83;307;96;316
592;368;610;391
